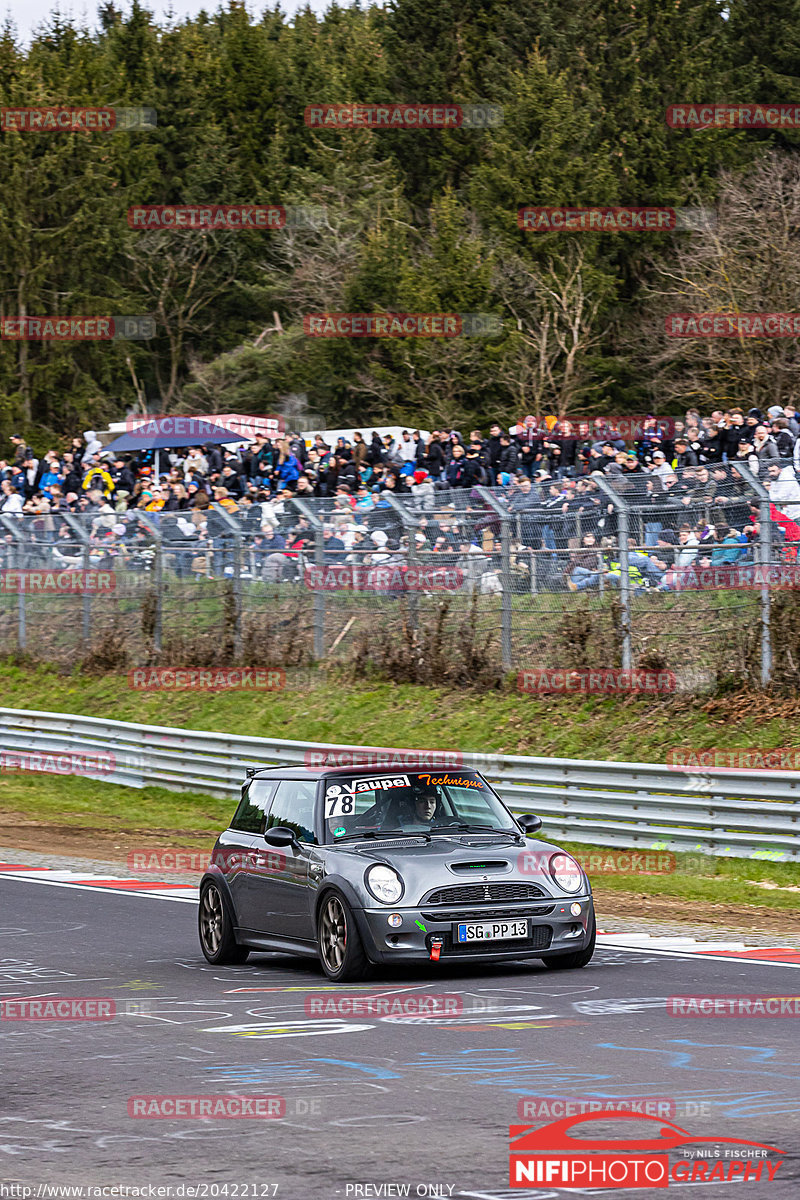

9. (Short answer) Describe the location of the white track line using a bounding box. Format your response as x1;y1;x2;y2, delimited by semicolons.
0;864;197;903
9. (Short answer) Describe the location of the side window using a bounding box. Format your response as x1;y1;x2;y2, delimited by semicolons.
267;780;318;845
230;780;276;834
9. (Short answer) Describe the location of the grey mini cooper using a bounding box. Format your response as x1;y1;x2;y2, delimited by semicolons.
198;765;595;980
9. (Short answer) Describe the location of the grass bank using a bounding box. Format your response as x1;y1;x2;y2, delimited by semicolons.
2;662;800;762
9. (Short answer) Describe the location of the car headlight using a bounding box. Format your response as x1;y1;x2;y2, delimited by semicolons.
549;853;583;893
365;864;404;904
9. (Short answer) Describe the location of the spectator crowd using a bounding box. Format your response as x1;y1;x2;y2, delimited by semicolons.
3;405;800;594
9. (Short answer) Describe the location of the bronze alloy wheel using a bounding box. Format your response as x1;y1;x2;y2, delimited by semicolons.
317;892;371;981
319;893;347;974
198;882;249;965
199;884;223;956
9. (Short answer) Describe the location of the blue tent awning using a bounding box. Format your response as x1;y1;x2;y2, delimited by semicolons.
103;417;245;454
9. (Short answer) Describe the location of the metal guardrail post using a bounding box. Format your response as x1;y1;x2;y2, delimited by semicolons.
61;514;92;644
385;494;421;629
735;461;772;686
291;498;325;660
0;516;26;651
591;472;632;669
130;511;163;654
476;486;512;669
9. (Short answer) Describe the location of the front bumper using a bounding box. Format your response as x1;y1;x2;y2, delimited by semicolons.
354;895;594;964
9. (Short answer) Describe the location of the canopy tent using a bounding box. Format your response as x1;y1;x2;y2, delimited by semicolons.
116;413;284;441
102;418;244;479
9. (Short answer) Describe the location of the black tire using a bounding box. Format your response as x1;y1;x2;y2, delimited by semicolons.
199;881;250;965
317;891;372;982
541;913;596;970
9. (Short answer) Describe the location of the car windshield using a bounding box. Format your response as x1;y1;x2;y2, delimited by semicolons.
323;770;517;842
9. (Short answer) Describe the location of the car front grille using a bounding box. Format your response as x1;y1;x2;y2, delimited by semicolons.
429;924;553;956
425;882;548;904
420;905;555;921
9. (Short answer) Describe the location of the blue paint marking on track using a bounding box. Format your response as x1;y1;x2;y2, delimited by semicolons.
311;1058;402;1079
597;1039;800;1080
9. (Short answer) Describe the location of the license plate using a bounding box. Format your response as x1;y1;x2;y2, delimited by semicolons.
455;920;529;943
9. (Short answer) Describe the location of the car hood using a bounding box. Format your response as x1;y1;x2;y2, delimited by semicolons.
320;834;586;904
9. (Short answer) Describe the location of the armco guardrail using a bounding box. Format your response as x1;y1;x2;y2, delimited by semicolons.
0;707;798;862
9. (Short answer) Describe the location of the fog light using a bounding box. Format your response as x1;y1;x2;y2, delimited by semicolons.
570;902;582;916
387;913;403;928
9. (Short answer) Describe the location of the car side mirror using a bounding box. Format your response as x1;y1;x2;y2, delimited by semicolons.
264;825;296;848
517;813;542;835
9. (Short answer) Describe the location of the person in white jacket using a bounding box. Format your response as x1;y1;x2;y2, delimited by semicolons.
0;480;23;514
82;430;103;462
399;430;417;465
767;463;800;522
675;526;699;567
657;526;699;590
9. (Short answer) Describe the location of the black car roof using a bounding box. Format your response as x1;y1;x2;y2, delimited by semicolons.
249;764;471;780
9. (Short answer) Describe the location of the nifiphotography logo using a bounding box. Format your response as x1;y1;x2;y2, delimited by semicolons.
509;1110;784;1188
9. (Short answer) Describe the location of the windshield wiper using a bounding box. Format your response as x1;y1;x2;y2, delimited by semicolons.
331;828;431;843
430;823;521;839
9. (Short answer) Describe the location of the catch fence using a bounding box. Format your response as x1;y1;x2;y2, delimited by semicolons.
1;461;797;688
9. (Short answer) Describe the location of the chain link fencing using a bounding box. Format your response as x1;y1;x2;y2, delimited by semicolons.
1;459;798;691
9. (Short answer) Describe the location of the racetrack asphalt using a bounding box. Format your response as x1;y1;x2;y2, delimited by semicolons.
1;871;799;1199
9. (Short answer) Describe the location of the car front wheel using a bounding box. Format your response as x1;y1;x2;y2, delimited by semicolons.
317;892;371;982
541;913;596;970
199;881;250;965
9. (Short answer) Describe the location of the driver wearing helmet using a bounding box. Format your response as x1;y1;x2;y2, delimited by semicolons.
403;781;442;827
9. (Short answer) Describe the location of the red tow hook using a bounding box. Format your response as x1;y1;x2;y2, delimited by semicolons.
429;937;444;962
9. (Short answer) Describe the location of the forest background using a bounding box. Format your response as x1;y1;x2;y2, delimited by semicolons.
1;0;799;446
